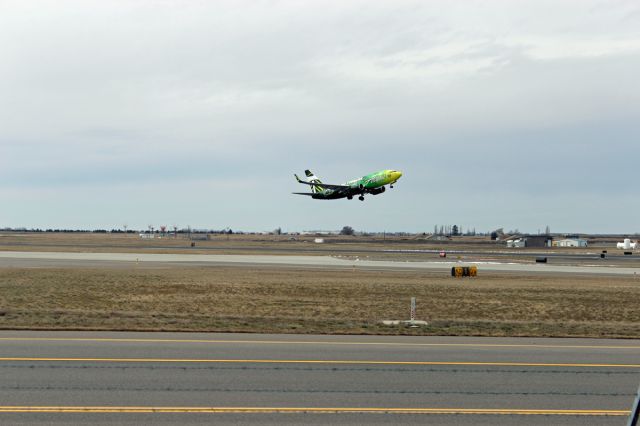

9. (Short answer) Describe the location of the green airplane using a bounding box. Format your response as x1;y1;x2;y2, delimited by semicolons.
293;169;403;201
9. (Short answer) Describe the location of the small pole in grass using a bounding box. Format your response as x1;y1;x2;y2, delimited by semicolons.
410;297;416;321
409;297;418;328
381;297;427;327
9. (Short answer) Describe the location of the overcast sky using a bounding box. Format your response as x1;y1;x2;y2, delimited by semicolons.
1;1;639;233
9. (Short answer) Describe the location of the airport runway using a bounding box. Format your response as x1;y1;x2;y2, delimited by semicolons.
2;240;638;263
0;331;638;425
1;250;639;276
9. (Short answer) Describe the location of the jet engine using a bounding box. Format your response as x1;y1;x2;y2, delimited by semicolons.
369;186;386;195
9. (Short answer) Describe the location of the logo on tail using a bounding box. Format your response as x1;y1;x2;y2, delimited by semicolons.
305;169;324;193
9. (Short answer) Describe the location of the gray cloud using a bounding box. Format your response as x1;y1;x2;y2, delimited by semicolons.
1;0;639;232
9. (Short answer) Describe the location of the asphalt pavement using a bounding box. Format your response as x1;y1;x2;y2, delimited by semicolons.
1;250;640;276
0;331;639;425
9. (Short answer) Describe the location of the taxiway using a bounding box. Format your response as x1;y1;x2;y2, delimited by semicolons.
0;250;639;276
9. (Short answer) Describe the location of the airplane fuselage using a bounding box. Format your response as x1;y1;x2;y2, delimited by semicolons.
310;169;402;200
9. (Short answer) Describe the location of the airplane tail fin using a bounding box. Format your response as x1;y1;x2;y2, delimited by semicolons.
304;170;324;193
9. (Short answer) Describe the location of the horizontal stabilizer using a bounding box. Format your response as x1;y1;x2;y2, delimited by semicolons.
292;192;315;196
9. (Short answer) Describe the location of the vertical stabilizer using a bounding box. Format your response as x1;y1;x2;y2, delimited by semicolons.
304;170;324;193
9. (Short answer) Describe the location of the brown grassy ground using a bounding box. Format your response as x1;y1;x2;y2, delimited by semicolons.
0;231;601;253
1;266;639;337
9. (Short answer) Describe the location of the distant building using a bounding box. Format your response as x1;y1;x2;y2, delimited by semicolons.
554;238;588;248
616;239;638;250
506;239;526;248
523;235;553;248
506;235;552;248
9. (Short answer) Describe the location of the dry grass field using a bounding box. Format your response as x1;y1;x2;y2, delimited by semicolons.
1;232;638;337
1;265;639;337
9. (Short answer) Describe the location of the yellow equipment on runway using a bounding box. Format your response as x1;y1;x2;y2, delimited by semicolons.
451;266;477;278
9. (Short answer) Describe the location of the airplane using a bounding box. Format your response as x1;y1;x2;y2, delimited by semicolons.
293;169;402;201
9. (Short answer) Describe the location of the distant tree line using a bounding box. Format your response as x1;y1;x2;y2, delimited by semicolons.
340;226;355;236
1;228;93;233
0;227;239;234
433;225;477;236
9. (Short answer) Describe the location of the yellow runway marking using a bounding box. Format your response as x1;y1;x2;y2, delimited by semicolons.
1;337;639;350
0;406;630;416
1;357;639;368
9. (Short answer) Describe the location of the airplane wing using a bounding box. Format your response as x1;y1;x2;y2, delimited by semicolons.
294;174;351;190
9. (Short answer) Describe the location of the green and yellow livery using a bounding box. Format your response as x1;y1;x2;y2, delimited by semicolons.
293;169;402;201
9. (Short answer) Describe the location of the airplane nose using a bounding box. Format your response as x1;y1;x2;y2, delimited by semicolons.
395;171;403;180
